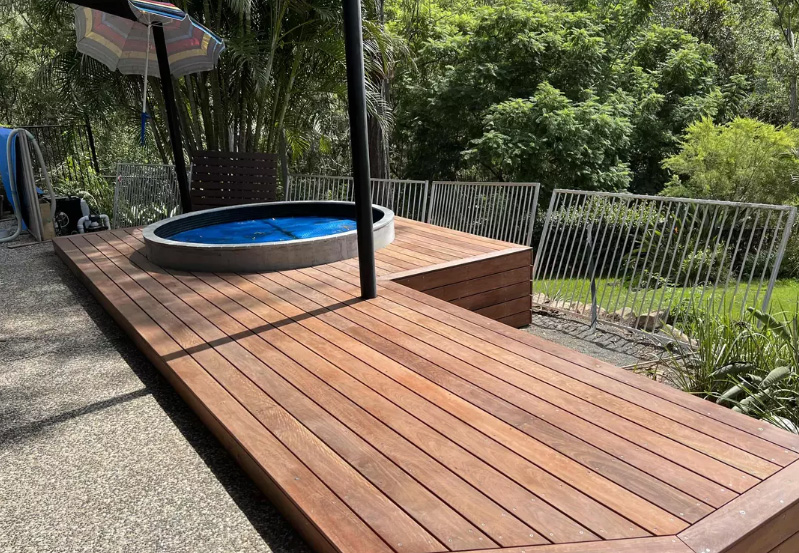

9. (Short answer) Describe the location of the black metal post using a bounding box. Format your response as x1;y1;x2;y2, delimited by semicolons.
342;0;377;299
83;113;100;173
153;24;192;214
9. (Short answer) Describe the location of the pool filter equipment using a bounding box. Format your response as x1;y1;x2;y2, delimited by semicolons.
52;196;84;235
76;199;110;234
51;196;110;235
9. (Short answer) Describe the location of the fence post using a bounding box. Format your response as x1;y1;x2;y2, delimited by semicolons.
762;206;797;313
84;114;100;173
427;182;439;226
421;181;430;222
586;221;598;330
526;183;541;247
112;161;120;227
532;191;557;280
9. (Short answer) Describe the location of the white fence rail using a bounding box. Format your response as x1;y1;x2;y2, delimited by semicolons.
428;181;540;246
532;189;796;338
286;174;429;221
112;163;183;229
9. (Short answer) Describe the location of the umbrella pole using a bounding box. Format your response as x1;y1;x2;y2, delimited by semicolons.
342;0;376;299
153;24;192;214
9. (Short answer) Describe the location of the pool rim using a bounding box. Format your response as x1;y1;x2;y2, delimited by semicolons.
141;200;395;273
142;200;393;249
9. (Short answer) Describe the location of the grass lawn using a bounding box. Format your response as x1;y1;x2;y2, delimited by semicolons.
534;278;799;321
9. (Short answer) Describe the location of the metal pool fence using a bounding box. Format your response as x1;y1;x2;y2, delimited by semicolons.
23;122;100;189
532;190;796;337
427;181;540;246
286;174;429;221
112;163;183;228
111;168;541;247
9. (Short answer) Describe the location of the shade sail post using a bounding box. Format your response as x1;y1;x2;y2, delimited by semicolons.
153;24;192;214
342;0;377;299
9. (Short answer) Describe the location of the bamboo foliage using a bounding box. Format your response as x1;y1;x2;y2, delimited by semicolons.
171;0;405;160
23;0;403;166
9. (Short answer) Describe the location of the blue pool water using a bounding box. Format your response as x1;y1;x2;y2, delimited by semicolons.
169;215;357;244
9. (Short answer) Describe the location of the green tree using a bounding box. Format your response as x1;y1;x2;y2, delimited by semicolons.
665;0;799;125
392;0;723;193
768;0;799;123
663;117;799;204
624;24;723;193
465;83;632;193
393;0;615;181
5;0;400;174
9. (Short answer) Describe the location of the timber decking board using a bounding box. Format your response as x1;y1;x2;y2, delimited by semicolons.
458;536;695;553
452;282;532;311
678;460;799;553
259;273;657;539
769;532;799;553
53;219;799;553
317;268;776;483
305;268;764;506
380;282;799;460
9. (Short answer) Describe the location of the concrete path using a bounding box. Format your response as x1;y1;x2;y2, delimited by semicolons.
0;237;308;553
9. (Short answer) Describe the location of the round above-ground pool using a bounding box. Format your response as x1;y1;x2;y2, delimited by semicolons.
143;201;394;273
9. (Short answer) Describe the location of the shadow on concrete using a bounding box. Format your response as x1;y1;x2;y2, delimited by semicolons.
0;388;151;444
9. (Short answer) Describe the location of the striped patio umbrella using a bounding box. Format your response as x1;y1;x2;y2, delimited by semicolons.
74;1;223;146
73;1;224;78
69;0;224;212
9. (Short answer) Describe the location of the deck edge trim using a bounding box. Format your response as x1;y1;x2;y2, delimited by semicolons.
677;459;799;553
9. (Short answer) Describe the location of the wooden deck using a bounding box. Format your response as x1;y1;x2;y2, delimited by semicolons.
54;219;799;553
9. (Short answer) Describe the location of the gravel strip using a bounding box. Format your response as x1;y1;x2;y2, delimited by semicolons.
524;311;663;369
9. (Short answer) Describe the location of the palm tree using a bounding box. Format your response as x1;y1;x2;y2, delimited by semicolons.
19;0;403;170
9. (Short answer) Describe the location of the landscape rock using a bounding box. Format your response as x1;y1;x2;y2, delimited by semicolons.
531;293;549;305
571;302;606;318
550;300;573;311
611;307;635;323
634;310;666;331
661;323;692;344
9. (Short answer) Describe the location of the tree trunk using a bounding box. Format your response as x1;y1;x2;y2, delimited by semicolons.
147;104;169;164
183;75;205;151
790;27;798;124
368;110;389;178
270;51;302;153
367;0;391;178
197;75;218;150
174;79;198;156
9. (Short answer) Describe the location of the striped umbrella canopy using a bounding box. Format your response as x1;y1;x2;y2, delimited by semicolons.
73;0;224;146
69;0;223;208
73;1;224;78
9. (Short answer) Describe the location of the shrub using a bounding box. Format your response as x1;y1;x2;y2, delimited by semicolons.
661;305;799;433
662;117;799;206
52;155;115;217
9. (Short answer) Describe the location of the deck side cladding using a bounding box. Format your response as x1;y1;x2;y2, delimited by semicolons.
52;220;799;553
389;248;533;328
